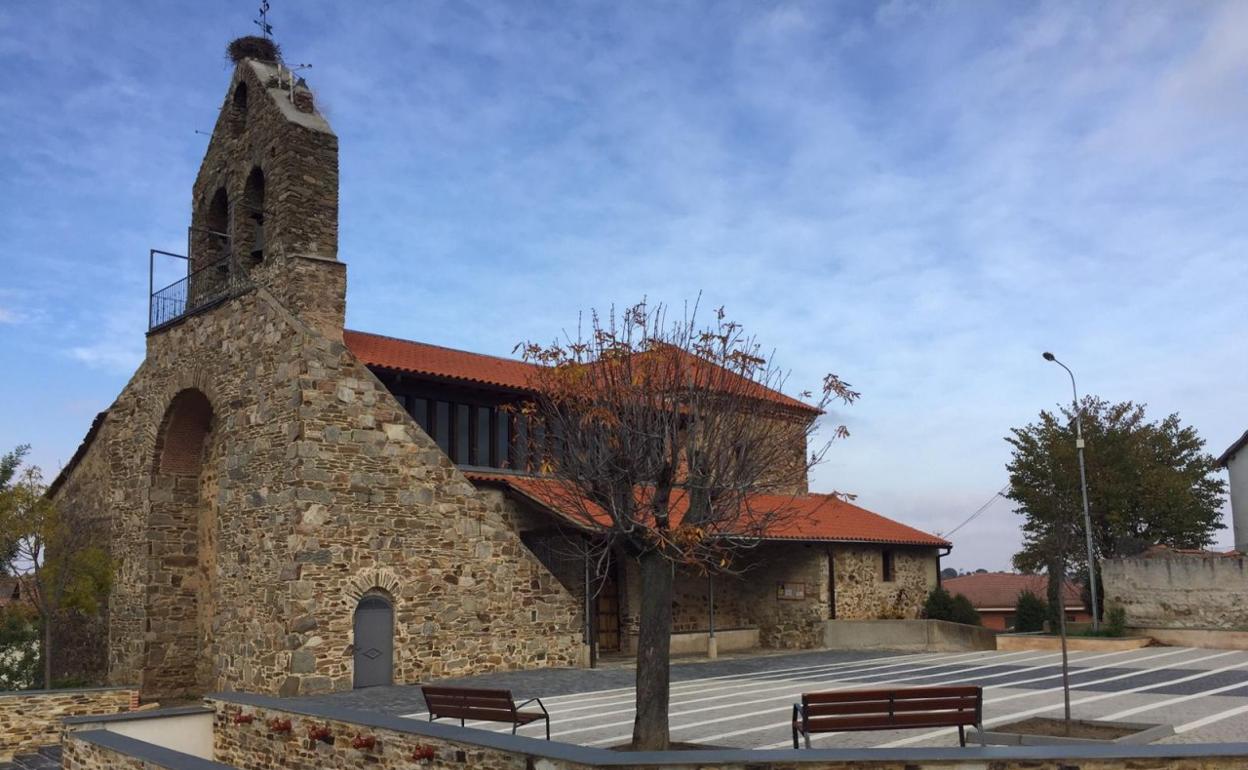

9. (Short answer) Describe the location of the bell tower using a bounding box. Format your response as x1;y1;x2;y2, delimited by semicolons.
162;35;345;339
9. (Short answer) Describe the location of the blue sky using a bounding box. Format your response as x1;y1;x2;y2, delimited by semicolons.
1;1;1245;570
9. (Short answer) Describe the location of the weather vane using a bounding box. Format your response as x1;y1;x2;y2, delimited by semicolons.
254;1;273;40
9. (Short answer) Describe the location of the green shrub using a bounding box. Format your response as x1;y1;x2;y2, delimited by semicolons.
0;605;40;691
923;587;955;621
1104;605;1127;638
949;593;982;626
1013;590;1048;632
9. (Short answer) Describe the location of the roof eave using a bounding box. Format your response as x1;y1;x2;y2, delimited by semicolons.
1217;429;1248;467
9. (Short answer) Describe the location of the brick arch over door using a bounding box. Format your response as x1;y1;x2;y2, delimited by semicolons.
144;387;218;698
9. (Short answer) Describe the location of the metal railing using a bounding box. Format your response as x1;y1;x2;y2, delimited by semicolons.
148;236;251;331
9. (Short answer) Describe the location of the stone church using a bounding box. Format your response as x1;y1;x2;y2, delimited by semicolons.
49;44;949;700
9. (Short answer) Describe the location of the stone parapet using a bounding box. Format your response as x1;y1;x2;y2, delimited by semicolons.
1102;553;1248;630
0;686;136;760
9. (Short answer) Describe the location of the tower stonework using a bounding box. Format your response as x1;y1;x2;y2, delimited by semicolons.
49;50;583;698
188;57;345;340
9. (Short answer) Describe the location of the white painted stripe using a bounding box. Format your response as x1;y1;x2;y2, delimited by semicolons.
1176;702;1248;734
543;650;1060;731
546;650;1038;720
548;648;998;705
398;648;1005;720
872;649;1246;748
747;645;1201;749
574;646;1144;746
1101;673;1248;722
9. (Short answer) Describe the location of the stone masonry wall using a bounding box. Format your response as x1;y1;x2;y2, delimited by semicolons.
832;545;936;621
617;543;939;651
47;414;114;685
190;60;343;339
62;736;186;770
51;55;582;699
55;287;583;698
739;543;830;648
210;700;595;770
0;687;135;760
1103;553;1248;630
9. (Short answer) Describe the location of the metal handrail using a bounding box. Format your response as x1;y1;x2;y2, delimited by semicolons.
148;244;250;331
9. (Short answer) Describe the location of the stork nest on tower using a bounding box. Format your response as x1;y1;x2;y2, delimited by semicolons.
227;36;281;64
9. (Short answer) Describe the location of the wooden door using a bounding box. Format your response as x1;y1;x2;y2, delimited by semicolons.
596;572;621;653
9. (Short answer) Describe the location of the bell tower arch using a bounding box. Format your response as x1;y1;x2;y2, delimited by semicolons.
172;37;344;339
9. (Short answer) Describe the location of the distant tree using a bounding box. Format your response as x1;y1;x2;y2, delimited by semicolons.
519;301;858;750
940;567;958;580
0;604;39;689
1013;590;1048;632
0;445;29;571
1007;397;1224;618
949;593;981;626
973;568;988;574
0;454;113;689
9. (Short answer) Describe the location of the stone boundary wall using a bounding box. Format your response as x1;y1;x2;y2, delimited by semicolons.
65;730;233;770
196;692;1248;770
1102;553;1248;630
0;686;137;760
824;619;996;652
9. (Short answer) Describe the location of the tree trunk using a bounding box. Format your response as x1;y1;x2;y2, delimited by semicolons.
632;549;674;750
42;613;53;690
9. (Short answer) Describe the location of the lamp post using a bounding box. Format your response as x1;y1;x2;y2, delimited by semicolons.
1042;352;1100;631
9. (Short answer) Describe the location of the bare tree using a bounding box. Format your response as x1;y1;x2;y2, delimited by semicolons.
0;460;112;689
517;301;857;749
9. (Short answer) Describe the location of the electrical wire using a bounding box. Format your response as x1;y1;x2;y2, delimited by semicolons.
940;484;1010;538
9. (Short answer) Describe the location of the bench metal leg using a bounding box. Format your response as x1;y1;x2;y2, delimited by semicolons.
958;725;966;747
978;722;986;747
545;715;551;740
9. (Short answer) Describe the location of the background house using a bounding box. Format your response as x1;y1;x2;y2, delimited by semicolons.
943;572;1087;631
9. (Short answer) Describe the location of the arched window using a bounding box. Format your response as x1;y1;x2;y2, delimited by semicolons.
206;188;229;240
191;188;230;302
243;167;266;263
352;592;394;688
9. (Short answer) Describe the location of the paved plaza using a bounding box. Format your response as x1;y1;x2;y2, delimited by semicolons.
301;646;1248;749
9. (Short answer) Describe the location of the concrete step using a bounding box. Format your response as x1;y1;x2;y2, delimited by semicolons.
3;745;61;770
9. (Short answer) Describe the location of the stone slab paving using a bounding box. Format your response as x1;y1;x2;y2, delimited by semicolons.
297;645;1248;749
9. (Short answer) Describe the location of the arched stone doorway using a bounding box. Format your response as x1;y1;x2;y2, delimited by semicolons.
352;592;394;689
144;388;217;697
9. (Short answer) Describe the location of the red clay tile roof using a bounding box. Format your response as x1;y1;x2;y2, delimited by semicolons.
345;330;539;391
942;572;1082;610
344;329;818;413
467;471;950;547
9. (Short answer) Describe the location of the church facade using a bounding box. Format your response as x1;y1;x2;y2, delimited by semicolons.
49;48;949;700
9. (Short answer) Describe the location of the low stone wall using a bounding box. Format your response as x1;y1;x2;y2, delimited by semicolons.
824;619;996;652
995;633;1151;652
1129;626;1248;651
209;696;597;770
65;705;215;759
662;627;759;657
0;686;137;760
1102;552;1248;630
65;730;233;770
56;693;1248;770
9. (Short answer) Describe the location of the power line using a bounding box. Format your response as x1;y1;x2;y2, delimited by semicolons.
941;484;1010;538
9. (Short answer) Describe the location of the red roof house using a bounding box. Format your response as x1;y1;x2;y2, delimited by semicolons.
943;572;1087;631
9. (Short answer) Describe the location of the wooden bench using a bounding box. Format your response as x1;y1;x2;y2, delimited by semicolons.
791;685;983;748
420;685;551;739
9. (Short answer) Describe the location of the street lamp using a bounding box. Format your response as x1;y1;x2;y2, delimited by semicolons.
1042;351;1100;631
